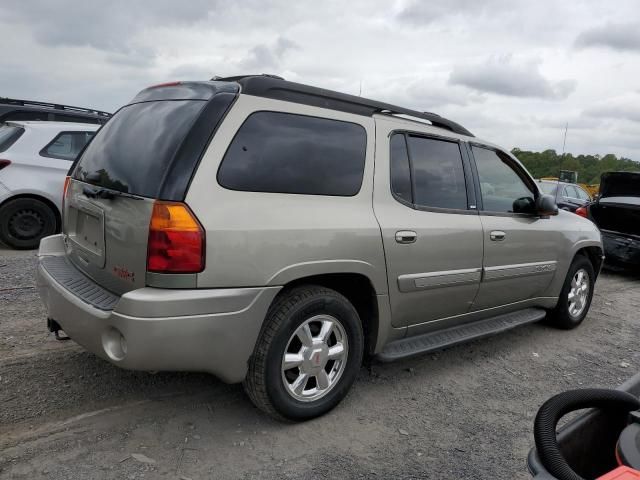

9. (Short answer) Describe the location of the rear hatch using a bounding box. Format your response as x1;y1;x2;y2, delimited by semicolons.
590;172;640;237
63;81;238;295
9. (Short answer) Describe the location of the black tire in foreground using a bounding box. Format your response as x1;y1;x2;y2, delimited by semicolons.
0;198;58;250
244;285;364;421
547;255;595;330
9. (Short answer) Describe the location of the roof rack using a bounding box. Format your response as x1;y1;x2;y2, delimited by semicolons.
212;74;473;137
0;97;111;117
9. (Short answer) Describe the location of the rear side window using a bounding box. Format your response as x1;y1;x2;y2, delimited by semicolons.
41;131;95;161
218;112;367;196
0;125;24;153
390;134;412;203
73;100;206;196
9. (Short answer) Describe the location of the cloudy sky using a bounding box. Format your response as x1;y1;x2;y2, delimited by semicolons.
1;1;639;159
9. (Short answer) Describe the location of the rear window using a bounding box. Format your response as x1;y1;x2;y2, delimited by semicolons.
0;124;24;153
217;111;367;196
73;100;206;196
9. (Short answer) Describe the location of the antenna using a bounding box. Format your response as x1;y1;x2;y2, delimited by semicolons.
358;80;362;97
561;122;568;156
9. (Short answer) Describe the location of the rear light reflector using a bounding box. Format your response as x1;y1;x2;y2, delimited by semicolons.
0;159;11;170
63;176;71;200
147;201;205;273
575;206;588;218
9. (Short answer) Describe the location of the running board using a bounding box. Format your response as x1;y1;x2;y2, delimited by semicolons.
377;308;547;362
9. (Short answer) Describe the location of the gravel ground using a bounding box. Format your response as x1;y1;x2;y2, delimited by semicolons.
1;247;639;479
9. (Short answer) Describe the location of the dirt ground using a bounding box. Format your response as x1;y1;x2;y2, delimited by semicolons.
1;247;639;480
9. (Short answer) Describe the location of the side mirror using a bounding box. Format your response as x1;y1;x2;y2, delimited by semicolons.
536;194;558;216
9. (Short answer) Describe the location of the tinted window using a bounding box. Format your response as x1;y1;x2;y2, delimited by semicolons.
218;112;366;196
472;146;533;213
406;136;467;210
41;131;95;161
390;133;412;203
0;125;24;153
73;100;205;196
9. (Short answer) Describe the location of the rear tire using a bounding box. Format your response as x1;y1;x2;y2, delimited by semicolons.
243;285;364;421
547;255;595;329
0;198;58;250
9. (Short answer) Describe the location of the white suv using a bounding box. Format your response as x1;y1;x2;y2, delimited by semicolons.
0;121;99;249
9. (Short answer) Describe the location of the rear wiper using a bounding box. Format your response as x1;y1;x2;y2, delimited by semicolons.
82;185;141;201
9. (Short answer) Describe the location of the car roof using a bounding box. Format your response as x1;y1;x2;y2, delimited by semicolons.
4;120;100;130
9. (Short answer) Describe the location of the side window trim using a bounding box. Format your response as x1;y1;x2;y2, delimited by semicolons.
389;130;477;215
468;142;538;217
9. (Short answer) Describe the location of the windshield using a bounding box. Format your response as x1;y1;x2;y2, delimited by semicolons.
0;124;24;153
72;100;206;197
537;182;558;195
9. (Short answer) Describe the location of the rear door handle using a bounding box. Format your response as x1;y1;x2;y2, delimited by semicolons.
395;230;417;244
490;230;506;241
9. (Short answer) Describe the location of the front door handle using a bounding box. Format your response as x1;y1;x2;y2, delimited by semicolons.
490;230;506;241
395;230;417;244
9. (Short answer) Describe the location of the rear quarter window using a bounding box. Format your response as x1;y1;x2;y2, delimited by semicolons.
217;111;367;196
40;131;95;161
0;125;24;153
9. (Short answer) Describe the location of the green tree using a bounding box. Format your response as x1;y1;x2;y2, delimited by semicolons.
511;149;639;185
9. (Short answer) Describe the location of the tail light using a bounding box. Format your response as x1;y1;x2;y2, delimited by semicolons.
63;176;71;201
0;159;11;170
147;201;205;273
575;206;588;218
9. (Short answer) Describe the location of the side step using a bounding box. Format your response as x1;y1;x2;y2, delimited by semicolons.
377;307;547;362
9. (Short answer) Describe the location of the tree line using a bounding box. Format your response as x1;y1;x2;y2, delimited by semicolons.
511;149;639;185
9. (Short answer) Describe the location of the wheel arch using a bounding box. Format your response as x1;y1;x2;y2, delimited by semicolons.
0;193;62;232
574;244;604;279
274;272;381;357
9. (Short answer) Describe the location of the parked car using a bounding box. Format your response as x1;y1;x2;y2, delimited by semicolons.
536;179;592;212
576;171;640;267
36;76;603;421
0;97;110;125
0;121;99;249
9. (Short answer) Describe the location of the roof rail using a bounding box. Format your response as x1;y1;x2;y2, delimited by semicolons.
212;74;473;137
0;97;111;117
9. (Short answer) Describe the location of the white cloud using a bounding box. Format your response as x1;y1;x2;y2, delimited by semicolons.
449;55;577;100
575;23;640;52
0;0;638;160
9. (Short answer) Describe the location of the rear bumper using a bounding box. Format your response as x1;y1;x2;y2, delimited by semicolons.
36;235;280;383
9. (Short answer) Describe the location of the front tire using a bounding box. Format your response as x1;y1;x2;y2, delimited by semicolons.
0;198;58;250
547;255;595;329
244;285;364;421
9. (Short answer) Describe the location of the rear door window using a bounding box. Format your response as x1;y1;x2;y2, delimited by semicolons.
73;100;206;196
218;111;367;196
41;131;95;161
406;135;468;210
